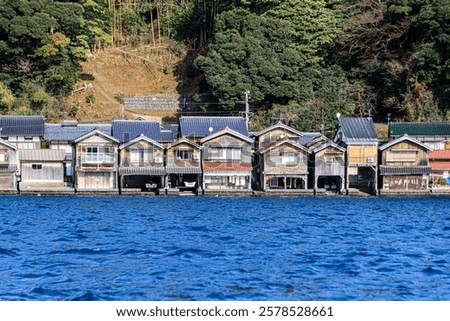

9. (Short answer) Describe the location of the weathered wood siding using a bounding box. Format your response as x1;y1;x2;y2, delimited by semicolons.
7;136;40;149
381;141;428;166
21;162;64;182
0;147;16;164
262;144;308;174
202;134;252;190
203;135;252;164
383;175;427;190
75;134;118;169
120;140;164;167
166;142;201;168
0;173;14;188
347;145;378;164
258;129;299;147
0;144;18;189
77;172;115;189
313;146;345;177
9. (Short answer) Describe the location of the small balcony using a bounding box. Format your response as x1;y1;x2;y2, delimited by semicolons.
0;164;17;172
79;153;116;168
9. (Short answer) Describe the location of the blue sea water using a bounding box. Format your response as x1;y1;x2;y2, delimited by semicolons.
0;195;449;301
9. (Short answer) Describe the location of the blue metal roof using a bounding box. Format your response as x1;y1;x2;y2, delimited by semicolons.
0;116;45;136
160;124;178;142
337;117;378;141
44;123;111;142
111;120;162;143
179;116;248;138
298;132;323;146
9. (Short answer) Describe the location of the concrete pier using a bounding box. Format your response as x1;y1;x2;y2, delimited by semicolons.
19;187;75;195
203;189;253;196
262;189;315;196
75;188;119;195
379;189;431;196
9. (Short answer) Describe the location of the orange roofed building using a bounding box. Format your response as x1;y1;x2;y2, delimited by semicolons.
429;150;450;187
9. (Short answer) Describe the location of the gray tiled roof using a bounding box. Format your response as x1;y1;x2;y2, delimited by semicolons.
379;165;431;175
379;134;432;151
44;123;111;142
254;121;303;137
179;116;248;138
0;116;45;136
337;117;378;141
160;124;178;142
166;167;202;174
119;167;165;175
19;149;66;162
112;120;162;143
298;132;323;146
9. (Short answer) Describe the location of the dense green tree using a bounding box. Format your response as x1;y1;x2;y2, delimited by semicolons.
191;0;352;132
333;0;450;121
195;1;341;110
0;81;14;111
0;0;92;114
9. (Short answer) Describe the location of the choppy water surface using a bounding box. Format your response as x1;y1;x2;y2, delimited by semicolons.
0;195;449;300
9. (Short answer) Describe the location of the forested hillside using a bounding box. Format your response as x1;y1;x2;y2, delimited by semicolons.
0;0;449;133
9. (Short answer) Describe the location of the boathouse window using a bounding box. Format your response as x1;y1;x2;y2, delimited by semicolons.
231;148;241;160
281;152;296;165
270;178;280;187
210;147;225;160
209;147;241;160
324;154;343;164
86;147;99;162
32;164;42;170
130;149;150;163
176;149;192;159
209;177;224;185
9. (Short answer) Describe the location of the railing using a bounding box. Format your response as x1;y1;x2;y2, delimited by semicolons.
0;164;17;172
122;160;163;167
80;153;115;167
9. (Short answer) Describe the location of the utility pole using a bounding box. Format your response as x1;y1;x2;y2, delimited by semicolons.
244;90;250;129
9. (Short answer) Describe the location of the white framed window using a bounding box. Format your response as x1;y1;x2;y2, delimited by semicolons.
231;148;241;160
130;150;140;163
130;149;150;163
426;142;445;150
210;147;225;159
281;153;296;165
176;149;192;159
32;164;42;170
86;147;98;162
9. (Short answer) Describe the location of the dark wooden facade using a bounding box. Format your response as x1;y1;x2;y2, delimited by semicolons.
257;138;309;191
118;135;165;191
379;135;432;190
165;137;202;191
309;141;345;191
